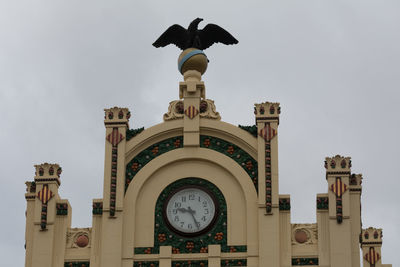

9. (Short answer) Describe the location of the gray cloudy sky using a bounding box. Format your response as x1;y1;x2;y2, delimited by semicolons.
1;0;399;265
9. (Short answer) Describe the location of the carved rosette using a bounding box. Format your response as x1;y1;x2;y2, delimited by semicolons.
66;228;91;248
163;99;220;121
291;224;318;245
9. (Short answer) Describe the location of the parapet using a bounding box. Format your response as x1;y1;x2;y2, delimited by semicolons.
104;107;131;127
324;155;351;175
361;227;383;246
34;163;62;186
254;102;280;121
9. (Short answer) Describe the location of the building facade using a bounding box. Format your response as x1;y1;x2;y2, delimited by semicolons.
24;51;391;267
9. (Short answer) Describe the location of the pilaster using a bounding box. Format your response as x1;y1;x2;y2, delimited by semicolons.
254;102;280;211
325;155;352;267
179;70;205;147
101;107;130;267
103;107;130;216
349;174;362;267
24;181;36;267
316;193;330;267
28;163;64;267
279;195;292;267
361;228;391;267
254;101;280;267
52;199;71;267
90;199;103;267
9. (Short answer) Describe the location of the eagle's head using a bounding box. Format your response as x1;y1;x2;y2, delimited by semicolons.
189;18;203;30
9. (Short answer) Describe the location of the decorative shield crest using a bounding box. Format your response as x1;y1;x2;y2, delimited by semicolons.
107;128;124;146
259;123;277;142
37;185;54;204
365;247;380;265
330;177;348;197
185;105;199;119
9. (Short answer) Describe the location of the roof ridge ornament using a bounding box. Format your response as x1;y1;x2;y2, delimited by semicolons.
153;18;238;75
152;18;238;51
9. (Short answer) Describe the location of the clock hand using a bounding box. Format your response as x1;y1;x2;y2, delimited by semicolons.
177;207;189;213
187;206;200;230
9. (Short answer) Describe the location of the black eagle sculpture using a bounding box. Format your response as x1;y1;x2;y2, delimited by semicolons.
153;18;238;50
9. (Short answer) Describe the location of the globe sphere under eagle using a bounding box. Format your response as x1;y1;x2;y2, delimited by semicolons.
178;48;208;75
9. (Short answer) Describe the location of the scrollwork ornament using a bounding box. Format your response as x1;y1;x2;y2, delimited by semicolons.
164;99;220;121
199;99;221;120
163;100;184;121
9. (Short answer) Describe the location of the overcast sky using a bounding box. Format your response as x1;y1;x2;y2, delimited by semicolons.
1;0;398;265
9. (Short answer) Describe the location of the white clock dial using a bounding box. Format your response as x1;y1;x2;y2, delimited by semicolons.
165;187;217;235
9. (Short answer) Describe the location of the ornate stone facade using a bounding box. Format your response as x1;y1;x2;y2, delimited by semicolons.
24;51;391;267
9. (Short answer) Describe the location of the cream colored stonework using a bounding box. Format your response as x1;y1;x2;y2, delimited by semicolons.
24;68;391;267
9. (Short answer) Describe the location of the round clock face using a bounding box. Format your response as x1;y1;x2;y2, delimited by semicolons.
164;186;218;236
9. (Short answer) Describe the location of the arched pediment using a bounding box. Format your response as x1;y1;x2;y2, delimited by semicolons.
124;119;259;193
122;148;258;258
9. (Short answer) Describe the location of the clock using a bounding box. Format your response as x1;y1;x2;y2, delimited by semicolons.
163;185;219;237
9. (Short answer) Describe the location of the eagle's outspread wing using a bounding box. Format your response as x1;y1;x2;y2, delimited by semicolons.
198;24;238;50
152;24;189;50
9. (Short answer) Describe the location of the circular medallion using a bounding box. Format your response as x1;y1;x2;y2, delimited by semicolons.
294;230;308;244
163;185;218;237
75;234;89;247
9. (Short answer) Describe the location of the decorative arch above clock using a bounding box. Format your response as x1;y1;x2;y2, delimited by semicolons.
125;135;258;194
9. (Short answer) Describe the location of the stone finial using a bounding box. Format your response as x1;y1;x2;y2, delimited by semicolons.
361;227;383;245
350;173;363;186
34;163;62;179
104;107;130;127
324;155;351;173
254;102;280;121
25;181;36;193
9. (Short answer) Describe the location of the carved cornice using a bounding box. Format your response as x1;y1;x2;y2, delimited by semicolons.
350;188;362;192
34;178;61;186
